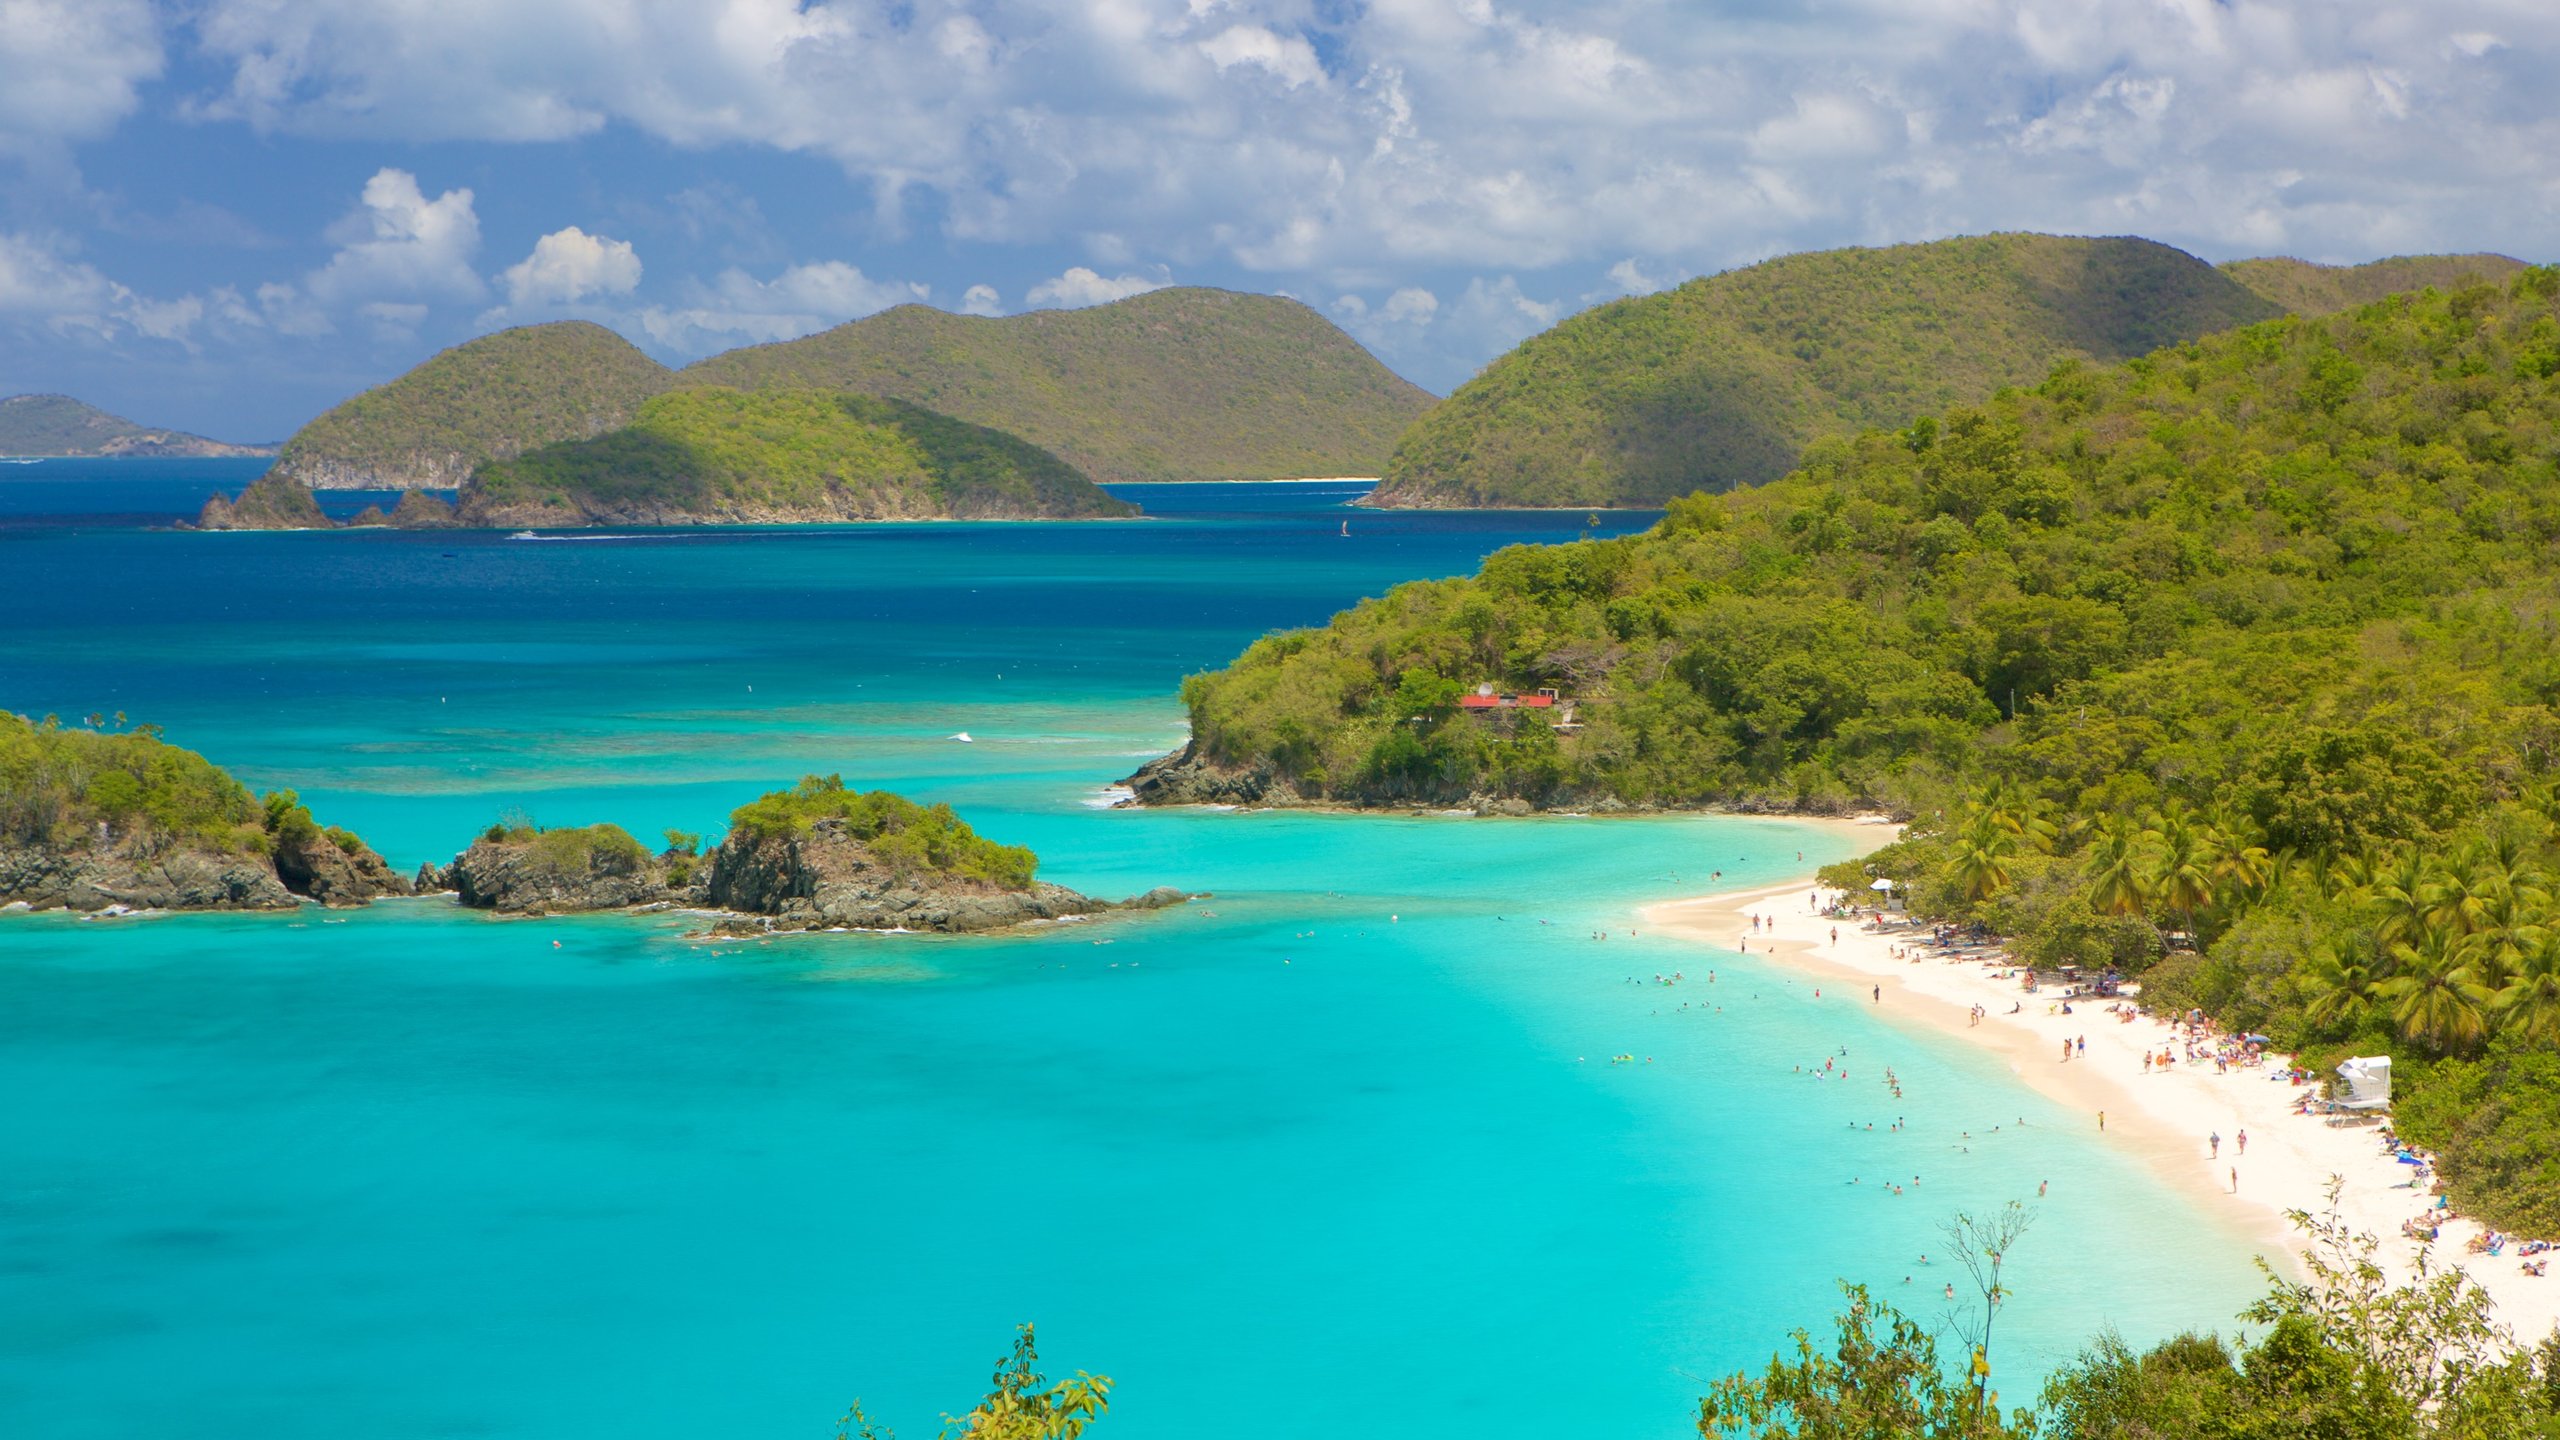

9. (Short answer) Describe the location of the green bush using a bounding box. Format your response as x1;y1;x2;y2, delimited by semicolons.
727;775;1037;888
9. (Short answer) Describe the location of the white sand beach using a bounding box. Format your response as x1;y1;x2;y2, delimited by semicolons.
1642;845;2560;1348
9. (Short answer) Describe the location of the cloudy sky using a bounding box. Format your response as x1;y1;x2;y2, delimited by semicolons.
2;0;2554;440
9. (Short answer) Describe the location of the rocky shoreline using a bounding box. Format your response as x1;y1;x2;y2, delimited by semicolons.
1;826;409;914
1118;739;1869;819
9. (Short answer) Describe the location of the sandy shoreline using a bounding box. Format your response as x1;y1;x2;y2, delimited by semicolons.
1640;849;2560;1347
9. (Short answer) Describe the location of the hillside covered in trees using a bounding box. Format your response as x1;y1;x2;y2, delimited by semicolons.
1148;270;2560;1229
461;388;1135;525
2223;253;2529;316
680;287;1434;482
272;289;1433;490
272;321;676;488
1365;234;2286;508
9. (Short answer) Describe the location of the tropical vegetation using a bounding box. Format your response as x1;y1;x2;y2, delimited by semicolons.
465;388;1134;522
1703;1199;2560;1440
0;711;362;860
1368;234;2287;508
682;287;1434;482
1172;266;2560;1229
729;775;1040;889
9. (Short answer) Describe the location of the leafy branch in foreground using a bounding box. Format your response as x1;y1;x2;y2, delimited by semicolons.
836;1325;1111;1440
1702;1199;2560;1440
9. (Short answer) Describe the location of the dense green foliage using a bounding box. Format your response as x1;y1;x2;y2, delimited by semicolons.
1185;270;2560;1227
274;322;674;486
1705;1201;2557;1440
680;288;1434;482
0;712;354;859
477;820;654;879
467;388;1135;520
2224;255;2531;317
200;472;331;529
728;775;1039;888
0;393;266;457
1370;234;2285;508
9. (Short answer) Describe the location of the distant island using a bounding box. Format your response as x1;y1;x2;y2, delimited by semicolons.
269;287;1434;491
1364;237;2530;509
423;774;1188;931
0;394;276;459
193;388;1135;528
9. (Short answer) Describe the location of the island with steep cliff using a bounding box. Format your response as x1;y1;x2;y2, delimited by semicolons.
0;713;405;912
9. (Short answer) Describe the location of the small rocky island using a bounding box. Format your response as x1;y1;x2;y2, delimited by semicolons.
0;713;406;912
421;774;1187;933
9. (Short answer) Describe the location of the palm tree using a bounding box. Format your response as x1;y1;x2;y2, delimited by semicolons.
2363;847;2435;951
2497;940;2560;1046
2302;941;2385;1034
2144;806;2216;933
2379;925;2494;1054
2207;821;2274;909
1976;778;2059;855
2462;887;2545;994
2083;815;2151;917
1949;810;2021;904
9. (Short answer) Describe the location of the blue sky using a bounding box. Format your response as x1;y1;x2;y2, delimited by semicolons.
3;1;2555;442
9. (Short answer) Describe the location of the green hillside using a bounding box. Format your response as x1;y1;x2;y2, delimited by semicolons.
2223;253;2530;315
0;394;272;457
463;388;1135;524
272;322;674;488
1163;267;2560;1228
1368;233;2286;509
678;288;1435;482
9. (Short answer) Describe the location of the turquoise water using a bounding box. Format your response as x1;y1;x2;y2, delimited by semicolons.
1;467;2265;1437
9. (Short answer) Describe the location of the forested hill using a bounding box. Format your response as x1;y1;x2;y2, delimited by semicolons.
2222;253;2530;316
1364;234;2283;509
0;394;273;458
458;388;1135;526
273;322;675;488
1151;266;2560;820
678;288;1436;482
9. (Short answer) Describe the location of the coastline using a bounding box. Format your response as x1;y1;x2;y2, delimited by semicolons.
1641;854;2560;1347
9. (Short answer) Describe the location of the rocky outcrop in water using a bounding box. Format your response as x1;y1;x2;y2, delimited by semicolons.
704;821;1112;933
425;825;686;915
195;473;331;530
271;829;412;906
1121;742;1297;808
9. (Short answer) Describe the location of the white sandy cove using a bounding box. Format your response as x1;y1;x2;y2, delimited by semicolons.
1640;824;2560;1349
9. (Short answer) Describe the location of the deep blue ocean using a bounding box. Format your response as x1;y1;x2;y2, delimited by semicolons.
0;459;2263;1438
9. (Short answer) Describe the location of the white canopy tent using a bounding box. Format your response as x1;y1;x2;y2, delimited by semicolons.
2336;1055;2392;1110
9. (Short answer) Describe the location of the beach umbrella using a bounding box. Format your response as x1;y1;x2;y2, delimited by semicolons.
1869;878;1895;891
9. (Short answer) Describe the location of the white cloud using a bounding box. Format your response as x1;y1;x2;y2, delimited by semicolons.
960;283;1004;317
1025;266;1170;309
1198;25;1325;89
160;0;2560;295
635;259;927;353
0;231;205;343
305;168;483;305
499;225;642;307
0;0;163;148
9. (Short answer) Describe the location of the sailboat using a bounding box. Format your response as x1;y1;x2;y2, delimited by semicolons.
1339;519;1350;537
